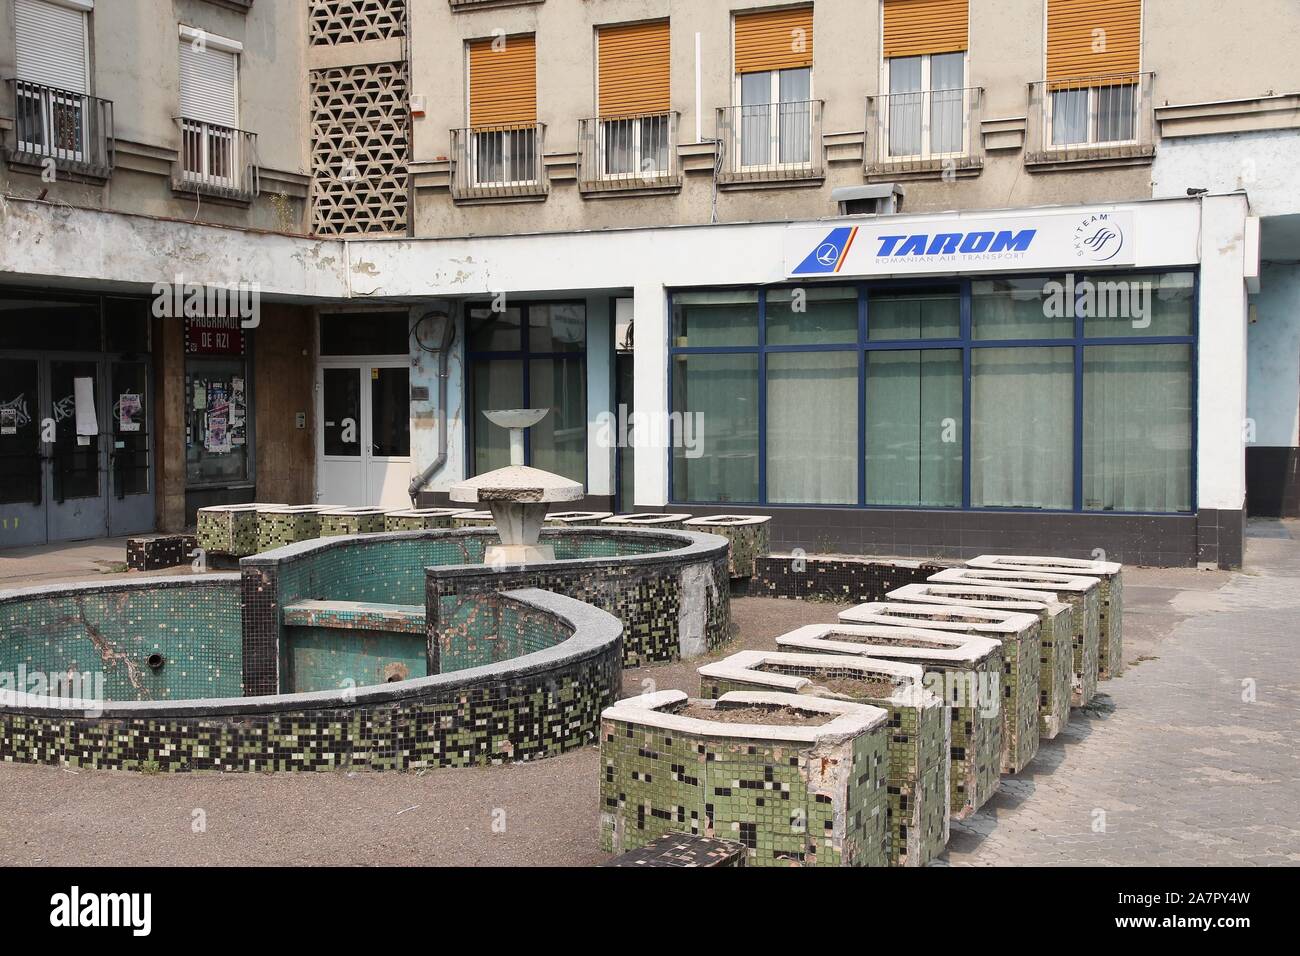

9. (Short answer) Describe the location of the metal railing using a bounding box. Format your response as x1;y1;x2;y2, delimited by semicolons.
716;99;823;185
5;79;114;177
174;117;259;200
1026;72;1155;164
577;111;680;192
449;123;548;200
865;86;983;176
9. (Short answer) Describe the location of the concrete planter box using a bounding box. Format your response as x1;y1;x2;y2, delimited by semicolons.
544;511;614;526
930;567;1102;707
451;511;497;528
601;513;692;531
319;507;387;536
968;555;1124;679
684;515;771;578
383;508;473;531
196;503;285;556
776;623;1002;819
839;602;1040;775
698;650;948;867
889;582;1075;739
257;505;330;552
600;689;890;867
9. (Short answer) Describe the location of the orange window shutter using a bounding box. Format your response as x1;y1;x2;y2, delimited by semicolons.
733;6;814;74
1046;0;1142;83
598;21;671;117
882;0;969;58
468;34;537;127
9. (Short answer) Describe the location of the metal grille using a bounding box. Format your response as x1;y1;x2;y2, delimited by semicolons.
865;87;983;176
715;100;823;185
450;123;547;200
578;112;680;192
5;79;113;177
1026;72;1154;164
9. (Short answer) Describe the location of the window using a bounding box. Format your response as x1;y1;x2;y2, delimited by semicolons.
178;27;241;188
1049;82;1136;146
467;302;586;484
595;21;671;180
13;0;90;161
1044;0;1142;148
668;273;1196;513
467;35;538;187
731;6;816;173
885;53;966;157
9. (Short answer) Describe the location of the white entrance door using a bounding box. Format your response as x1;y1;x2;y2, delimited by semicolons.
317;361;411;508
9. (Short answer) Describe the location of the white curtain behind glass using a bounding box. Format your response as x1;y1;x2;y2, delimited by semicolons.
767;351;857;504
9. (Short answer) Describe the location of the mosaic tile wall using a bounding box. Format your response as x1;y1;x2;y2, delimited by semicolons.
1097;576;1124;680
435;593;573;673
684;519;771;578
0;579;242;701
197;508;262;557
284;627;427;693
600;707;889;867
258;511;324;552
745;556;955;602
603;832;747;867
699;661;948;867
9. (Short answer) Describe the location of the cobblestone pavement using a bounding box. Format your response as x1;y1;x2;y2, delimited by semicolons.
943;521;1300;866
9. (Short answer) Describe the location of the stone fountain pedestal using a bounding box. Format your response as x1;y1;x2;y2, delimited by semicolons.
449;409;583;566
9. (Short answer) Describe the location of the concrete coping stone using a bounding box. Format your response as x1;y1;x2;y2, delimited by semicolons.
776;623;1002;665
602;513;693;525
968;554;1122;576
602;688;888;745
545;511;614;522
319;506;388;517
0;587;621;719
197;502;285;514
930;567;1101;593
454;510;495;520
261;505;331;515
684;515;773;527
698;650;927;703
839;601;1041;634
888;582;1071;613
379;508;473;519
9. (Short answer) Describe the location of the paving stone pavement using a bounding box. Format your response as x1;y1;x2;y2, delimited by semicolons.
943;523;1300;866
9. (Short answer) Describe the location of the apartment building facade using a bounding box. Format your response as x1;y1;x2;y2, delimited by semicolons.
2;0;1298;568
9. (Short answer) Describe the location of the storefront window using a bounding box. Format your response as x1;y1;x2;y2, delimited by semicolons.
186;355;251;486
671;291;758;348
767;351;857;503
972;276;1073;340
868;286;960;340
1082;271;1195;338
671;352;759;502
766;287;857;345
865;349;962;506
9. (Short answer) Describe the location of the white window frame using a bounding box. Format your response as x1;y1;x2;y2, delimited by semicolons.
469;126;538;188
732;67;815;170
1044;82;1140;149
880;52;971;163
176;25;243;189
13;0;93;161
597;113;670;181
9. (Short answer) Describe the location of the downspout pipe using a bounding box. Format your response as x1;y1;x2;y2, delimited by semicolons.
408;309;456;505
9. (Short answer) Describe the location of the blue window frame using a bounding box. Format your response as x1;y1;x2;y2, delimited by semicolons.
667;271;1198;514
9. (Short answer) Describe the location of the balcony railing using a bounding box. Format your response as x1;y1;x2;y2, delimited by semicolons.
865;86;983;177
577;112;680;193
449;123;548;201
1026;72;1155;165
5;79;114;178
716;99;824;185
173;117;259;200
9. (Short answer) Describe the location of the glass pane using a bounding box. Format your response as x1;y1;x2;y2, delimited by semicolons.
529;303;586;352
672;353;759;502
972;277;1073;340
1051;88;1089;145
111;361;149;496
641;113;670;173
467;306;523;351
931;52;964;90
0;359;41;505
104;298;151;353
50;360;100;500
767;351;857;504
766;287;858;345
865;349;962;506
889;56;922;94
671;290;758;347
970;347;1073;509
740;72;772;167
0;293;100;351
1083;272;1194;338
869;286;961;340
322;367;361;458
616;355;635;509
603;118;636;175
529;356;586;484
1084;344;1192;513
472;359;523;475
887;56;922;156
186;360;251;483
370;367;410;458
777;68;811;164
930;57;965;156
1096;83;1135;142
320;312;409;355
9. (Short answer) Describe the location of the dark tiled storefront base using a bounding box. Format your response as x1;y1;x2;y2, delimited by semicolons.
1247;446;1300;518
665;506;1243;570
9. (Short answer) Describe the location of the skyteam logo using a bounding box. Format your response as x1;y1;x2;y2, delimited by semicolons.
792;226;858;275
1073;213;1125;262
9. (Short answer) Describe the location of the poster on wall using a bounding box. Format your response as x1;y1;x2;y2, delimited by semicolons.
229;377;246;446
0;407;16;435
73;377;97;436
204;382;232;453
118;393;142;432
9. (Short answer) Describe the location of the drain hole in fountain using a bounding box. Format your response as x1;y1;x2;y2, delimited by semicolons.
147;653;166;671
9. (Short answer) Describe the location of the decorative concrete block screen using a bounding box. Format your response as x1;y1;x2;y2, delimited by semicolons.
452;511;496;528
776;624;1002;818
545;511;614;526
684;515;772;578
749;555;953;602
602;513;692;531
698;650;948;867
600;690;890;867
320;507;387;536
197;503;285;556
602;832;747;867
426;528;731;667
0;589;621;773
888;582;1075;739
838;602;1041;774
930;568;1102;706
968;555;1124;679
384;508;472;531
258;506;329;552
0;576;243;701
